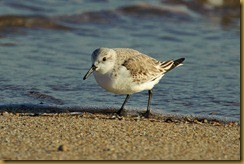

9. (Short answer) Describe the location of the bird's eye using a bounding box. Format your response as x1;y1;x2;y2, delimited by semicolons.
102;57;106;61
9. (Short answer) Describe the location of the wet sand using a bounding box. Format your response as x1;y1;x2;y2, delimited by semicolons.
0;112;240;160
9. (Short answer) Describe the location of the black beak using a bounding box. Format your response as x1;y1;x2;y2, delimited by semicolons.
83;64;97;80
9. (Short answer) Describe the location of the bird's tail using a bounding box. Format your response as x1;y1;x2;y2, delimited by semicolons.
172;58;185;68
160;58;185;73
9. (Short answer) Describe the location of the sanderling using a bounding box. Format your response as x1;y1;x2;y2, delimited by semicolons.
83;48;185;117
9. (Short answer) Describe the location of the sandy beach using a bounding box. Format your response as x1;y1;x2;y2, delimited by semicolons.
0;111;240;160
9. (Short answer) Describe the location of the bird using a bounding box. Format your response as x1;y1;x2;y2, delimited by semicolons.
83;47;185;117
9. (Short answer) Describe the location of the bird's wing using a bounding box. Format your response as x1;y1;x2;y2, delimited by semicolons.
122;53;174;84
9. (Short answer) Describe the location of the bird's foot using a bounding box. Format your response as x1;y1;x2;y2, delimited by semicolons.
143;110;152;118
116;109;127;117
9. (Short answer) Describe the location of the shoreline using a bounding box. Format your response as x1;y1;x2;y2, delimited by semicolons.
0;103;239;124
0;110;240;160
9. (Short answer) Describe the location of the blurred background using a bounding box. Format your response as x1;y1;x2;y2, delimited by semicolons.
0;0;240;120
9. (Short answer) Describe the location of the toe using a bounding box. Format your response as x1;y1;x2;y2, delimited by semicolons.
116;109;127;116
143;111;152;118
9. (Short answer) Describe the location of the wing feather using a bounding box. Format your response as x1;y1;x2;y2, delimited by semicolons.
122;54;174;84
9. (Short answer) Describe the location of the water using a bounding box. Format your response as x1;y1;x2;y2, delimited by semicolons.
0;0;240;121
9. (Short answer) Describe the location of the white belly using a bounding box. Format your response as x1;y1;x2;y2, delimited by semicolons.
93;70;164;94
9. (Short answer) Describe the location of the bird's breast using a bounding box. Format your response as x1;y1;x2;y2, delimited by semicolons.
93;69;137;94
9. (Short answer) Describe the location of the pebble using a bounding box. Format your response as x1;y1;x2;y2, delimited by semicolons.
111;115;116;119
58;144;68;152
165;117;173;123
194;119;202;124
2;112;10;116
212;121;221;126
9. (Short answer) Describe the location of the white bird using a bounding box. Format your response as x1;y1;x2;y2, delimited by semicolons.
83;48;185;117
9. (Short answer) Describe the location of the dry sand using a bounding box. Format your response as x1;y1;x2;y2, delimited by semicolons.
0;112;240;160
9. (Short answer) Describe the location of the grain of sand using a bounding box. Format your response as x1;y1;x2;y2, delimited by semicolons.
0;112;240;160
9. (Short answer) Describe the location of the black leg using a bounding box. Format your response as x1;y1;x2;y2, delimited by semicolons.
144;90;153;118
117;94;131;116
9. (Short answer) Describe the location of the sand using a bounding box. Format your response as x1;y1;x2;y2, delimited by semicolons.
0;112;240;160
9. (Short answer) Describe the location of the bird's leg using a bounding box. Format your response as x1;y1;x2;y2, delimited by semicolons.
117;94;131;116
144;90;153;118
